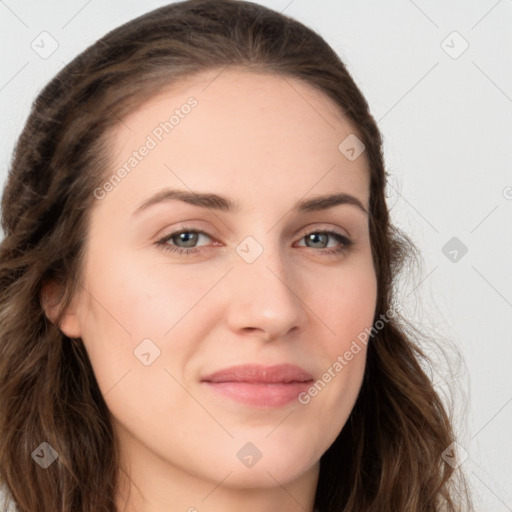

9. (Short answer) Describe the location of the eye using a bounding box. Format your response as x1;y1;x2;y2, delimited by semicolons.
295;229;353;256
155;227;214;256
155;226;353;257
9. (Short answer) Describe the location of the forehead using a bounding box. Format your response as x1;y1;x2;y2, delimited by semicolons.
100;67;370;214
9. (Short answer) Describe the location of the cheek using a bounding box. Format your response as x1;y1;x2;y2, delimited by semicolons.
82;246;215;335
76;251;227;387
302;256;376;405
315;255;378;353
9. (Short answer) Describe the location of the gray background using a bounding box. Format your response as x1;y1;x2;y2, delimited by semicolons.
1;1;511;509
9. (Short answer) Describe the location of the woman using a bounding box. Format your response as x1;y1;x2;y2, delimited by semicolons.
0;1;472;510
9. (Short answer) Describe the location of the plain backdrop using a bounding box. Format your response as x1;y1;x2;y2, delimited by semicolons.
1;1;511;510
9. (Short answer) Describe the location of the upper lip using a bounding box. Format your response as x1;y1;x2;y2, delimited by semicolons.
201;364;314;384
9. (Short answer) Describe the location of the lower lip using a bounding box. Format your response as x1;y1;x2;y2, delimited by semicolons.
202;381;312;408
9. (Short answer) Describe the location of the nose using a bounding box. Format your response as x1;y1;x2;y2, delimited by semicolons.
224;241;309;342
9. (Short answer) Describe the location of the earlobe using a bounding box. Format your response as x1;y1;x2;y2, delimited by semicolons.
40;279;83;338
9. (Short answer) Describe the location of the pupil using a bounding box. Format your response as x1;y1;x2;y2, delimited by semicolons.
177;232;197;247
308;233;327;248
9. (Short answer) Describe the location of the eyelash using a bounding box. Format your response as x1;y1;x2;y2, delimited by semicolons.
155;226;354;258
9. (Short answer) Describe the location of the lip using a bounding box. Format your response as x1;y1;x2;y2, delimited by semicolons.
201;364;314;408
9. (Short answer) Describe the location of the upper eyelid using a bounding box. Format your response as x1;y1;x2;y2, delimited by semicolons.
160;225;351;245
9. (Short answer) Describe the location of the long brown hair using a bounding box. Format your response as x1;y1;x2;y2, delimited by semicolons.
0;1;472;510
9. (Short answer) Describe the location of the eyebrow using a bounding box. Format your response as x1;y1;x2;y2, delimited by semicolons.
132;188;369;217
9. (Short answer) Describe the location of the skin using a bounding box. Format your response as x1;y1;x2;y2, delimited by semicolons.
44;68;378;512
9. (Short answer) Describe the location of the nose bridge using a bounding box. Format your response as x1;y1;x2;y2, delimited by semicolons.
225;233;308;338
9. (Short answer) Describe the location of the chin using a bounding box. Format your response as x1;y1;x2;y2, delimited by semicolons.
194;437;321;489
212;459;318;490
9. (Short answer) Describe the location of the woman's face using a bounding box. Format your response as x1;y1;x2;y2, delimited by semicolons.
57;68;377;506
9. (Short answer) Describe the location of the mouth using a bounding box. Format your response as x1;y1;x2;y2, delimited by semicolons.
201;364;314;408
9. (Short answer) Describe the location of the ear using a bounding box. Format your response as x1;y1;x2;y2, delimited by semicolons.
40;278;83;339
